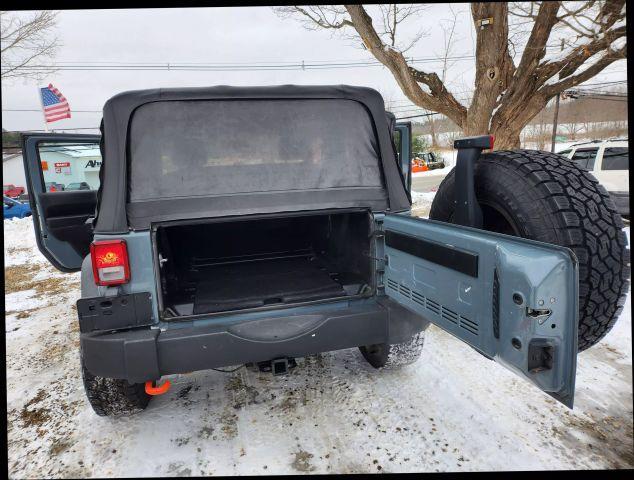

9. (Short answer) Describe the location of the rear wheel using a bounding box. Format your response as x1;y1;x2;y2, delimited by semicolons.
360;331;425;369
81;357;151;416
429;149;630;351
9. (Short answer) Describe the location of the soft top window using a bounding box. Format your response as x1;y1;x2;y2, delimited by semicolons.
128;99;383;202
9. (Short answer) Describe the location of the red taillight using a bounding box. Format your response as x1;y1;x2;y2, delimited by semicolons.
489;135;495;149
90;239;130;286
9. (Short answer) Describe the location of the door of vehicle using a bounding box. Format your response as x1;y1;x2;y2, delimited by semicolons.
594;144;629;193
21;133;101;271
393;122;412;192
381;214;579;407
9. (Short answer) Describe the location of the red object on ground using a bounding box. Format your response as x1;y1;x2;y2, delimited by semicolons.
412;164;429;173
145;379;171;395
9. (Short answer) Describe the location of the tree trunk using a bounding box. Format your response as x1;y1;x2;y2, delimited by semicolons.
462;109;522;150
336;3;627;154
490;125;521;150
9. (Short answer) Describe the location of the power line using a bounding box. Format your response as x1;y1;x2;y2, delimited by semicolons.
395;113;440;120
2;44;583;74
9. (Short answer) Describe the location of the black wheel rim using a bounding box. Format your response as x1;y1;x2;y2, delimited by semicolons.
478;201;524;237
448;200;524;237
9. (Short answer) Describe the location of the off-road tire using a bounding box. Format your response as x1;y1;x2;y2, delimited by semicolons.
429;149;630;352
81;359;151;416
360;331;425;369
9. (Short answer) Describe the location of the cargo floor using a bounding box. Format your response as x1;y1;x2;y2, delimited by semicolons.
191;256;352;315
156;210;374;318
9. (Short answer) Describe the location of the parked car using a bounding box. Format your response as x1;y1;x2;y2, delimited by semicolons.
65;182;91;191
411;152;445;172
422;151;446;170
3;184;25;198
411;156;429;173
557;138;629;217
3;195;31;220
45;182;65;192
21;85;628;417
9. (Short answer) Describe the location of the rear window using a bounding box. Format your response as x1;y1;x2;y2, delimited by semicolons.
571;148;598;170
601;147;628;171
128;99;383;202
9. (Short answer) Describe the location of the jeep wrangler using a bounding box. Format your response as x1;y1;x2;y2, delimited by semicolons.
21;85;629;416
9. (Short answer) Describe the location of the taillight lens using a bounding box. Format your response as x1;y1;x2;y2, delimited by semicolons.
90;239;130;286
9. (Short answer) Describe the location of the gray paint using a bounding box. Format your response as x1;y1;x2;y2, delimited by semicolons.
89;231;161;325
383;213;578;407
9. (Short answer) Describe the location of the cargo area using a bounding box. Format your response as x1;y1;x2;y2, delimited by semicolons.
155;210;375;317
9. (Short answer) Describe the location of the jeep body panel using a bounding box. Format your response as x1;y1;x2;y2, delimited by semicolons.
80;297;427;383
382;214;578;406
21;85;580;408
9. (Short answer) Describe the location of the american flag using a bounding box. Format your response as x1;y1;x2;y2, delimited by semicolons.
40;84;71;123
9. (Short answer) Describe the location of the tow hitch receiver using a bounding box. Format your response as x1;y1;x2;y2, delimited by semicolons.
257;357;297;376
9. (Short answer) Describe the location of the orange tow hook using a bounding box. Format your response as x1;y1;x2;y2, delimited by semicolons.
145;379;171;395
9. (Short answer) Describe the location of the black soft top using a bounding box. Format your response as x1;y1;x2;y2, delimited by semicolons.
95;84;410;233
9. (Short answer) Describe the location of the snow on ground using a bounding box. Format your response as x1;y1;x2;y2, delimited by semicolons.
411;190;437;219
411;190;437;208
412;165;453;178
5;217;633;476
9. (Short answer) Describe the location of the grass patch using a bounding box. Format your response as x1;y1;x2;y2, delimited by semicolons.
4;264;40;294
5;309;39;320
5;264;77;296
20;389;51;428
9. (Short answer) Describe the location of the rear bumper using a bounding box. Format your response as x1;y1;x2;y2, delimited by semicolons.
609;191;629;216
80;297;428;383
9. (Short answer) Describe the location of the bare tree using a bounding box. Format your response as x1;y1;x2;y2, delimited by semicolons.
561;99;583;140
277;2;627;149
1;10;59;80
427;5;460;148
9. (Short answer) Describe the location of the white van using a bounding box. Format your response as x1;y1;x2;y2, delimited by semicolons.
558;138;629;217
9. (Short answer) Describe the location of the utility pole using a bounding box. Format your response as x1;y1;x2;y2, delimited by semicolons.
550;38;565;153
550;94;561;153
37;86;50;133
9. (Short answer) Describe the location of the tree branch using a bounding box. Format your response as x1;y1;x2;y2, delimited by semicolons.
0;11;59;79
537;24;626;81
344;4;467;126
274;6;353;30
513;2;560;81
541;43;627;95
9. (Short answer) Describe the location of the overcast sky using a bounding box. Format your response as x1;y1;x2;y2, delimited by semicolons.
1;5;627;132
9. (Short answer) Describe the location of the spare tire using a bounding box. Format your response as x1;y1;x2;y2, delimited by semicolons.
429;149;630;352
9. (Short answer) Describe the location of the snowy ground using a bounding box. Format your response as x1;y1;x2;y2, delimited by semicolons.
5;217;633;476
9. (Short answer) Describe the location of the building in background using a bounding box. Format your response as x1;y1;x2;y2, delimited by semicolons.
38;144;101;190
3;143;101;194
3;153;27;192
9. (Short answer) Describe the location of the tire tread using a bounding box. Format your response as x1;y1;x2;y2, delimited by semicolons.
430;149;630;351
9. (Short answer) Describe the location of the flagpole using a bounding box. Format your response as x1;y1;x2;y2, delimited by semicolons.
37;86;50;132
